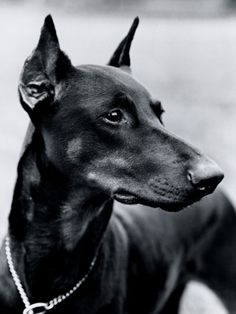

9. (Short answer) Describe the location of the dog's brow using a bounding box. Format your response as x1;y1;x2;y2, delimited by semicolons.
97;93;136;113
114;93;133;106
114;93;138;117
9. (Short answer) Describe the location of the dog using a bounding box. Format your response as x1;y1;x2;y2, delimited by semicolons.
0;15;236;314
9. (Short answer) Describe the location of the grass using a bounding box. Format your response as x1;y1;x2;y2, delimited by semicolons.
0;3;235;313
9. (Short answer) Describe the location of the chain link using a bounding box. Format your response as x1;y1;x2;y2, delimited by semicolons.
5;237;31;309
5;236;98;312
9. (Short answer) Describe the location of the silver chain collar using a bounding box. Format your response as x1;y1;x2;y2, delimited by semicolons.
5;236;98;314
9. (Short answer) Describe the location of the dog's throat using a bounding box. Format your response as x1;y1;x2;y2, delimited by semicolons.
8;130;113;307
5;236;98;313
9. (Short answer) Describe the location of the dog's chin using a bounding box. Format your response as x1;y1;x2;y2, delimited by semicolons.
113;192;181;209
113;190;206;212
140;194;207;212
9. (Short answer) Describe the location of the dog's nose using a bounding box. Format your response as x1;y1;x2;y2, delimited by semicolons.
187;160;224;193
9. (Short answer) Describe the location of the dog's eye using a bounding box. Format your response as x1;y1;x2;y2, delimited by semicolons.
103;109;124;125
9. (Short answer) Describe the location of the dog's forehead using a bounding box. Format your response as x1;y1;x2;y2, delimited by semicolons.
73;64;151;101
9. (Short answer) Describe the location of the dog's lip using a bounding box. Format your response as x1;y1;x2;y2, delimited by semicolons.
113;190;139;205
139;191;208;211
113;188;210;210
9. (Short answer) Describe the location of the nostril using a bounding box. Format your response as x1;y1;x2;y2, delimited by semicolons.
187;168;224;192
187;171;193;184
187;171;204;188
187;170;206;191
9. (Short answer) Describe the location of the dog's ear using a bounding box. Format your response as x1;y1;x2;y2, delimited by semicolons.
108;17;139;71
19;15;72;121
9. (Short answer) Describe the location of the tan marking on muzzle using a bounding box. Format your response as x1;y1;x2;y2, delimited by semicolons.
67;138;82;161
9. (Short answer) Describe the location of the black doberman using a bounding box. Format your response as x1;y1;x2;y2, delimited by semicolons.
1;15;236;314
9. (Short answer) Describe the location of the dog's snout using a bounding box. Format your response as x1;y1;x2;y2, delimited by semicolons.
187;160;224;193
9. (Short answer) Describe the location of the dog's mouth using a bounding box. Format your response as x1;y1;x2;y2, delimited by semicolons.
113;190;139;205
113;188;208;211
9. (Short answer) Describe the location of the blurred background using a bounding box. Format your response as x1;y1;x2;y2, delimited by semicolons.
0;0;236;313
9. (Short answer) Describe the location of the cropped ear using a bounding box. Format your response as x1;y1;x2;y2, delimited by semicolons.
19;15;72;122
108;17;139;71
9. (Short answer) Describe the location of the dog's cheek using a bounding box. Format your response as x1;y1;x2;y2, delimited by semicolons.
85;156;132;192
66;138;83;162
86;171;117;192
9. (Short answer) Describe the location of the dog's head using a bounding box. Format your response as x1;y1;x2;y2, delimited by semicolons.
18;15;223;211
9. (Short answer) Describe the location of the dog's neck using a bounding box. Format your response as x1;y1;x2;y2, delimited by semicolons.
8;127;112;301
